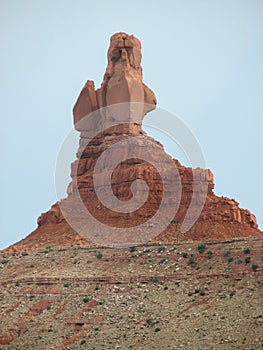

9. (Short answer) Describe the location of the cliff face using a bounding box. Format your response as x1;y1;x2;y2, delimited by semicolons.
5;32;261;252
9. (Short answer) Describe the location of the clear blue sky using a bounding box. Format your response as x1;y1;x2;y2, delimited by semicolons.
1;0;262;250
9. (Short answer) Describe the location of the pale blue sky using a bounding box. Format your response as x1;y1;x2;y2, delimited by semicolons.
1;0;262;249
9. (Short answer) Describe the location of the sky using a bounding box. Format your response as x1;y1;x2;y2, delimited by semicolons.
1;0;262;250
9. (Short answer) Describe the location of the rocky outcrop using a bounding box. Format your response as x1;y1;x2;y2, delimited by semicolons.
73;32;156;131
4;32;261;252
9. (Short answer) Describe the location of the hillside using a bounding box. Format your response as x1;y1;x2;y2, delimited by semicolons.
0;238;262;349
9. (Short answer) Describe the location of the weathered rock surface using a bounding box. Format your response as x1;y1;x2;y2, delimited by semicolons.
3;32;262;253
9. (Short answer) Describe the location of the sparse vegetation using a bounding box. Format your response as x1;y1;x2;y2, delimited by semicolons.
158;246;165;253
245;256;251;264
197;244;206;253
1;259;9;264
229;290;236;298
207;251;213;259
83;296;90;303
95;252;103;259
146;318;154;326
0;239;261;349
187;257;196;266
243;248;250;254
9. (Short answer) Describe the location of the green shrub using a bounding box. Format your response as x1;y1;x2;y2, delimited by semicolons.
63;282;70;288
229;290;236;298
187;257;196;266
197;244;206;253
182;252;188;258
207;251;213;259
95;252;103;259
252;264;259;271
1;259;9;264
158;246;165;253
159;258;167;265
80;339;86;345
146;319;154;326
245;256;251;264
83;296;90;303
154;327;161;332
199;290;205;296
129;246;137;252
236;259;242;264
144;248;151;253
243;248;250;254
227;257;233;263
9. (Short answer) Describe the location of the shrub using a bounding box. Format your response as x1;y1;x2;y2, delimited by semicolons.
80;339;86;345
144;248;151;253
224;250;230;257
95;252;103;259
197;244;206;253
236;259;242;264
207;251;213;259
229;291;236;298
227;257;233;263
187;257;196;266
170;219;177;224
159;258;167;265
252;264;259;272
182;252;188;258
199;290;205;296
83;296;90;303
63;282;70;288
129;246;137;252
154;327;161;332
245;256;251;264
243;248;250;254
1;259;9;264
146;318;154;326
158;246;165;253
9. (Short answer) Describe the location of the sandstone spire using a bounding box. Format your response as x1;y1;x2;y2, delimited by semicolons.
73;32;156;131
4;32;261;252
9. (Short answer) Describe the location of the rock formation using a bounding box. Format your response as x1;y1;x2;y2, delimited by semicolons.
4;32;262;252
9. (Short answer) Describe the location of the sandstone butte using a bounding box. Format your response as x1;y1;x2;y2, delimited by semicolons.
5;32;262;253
